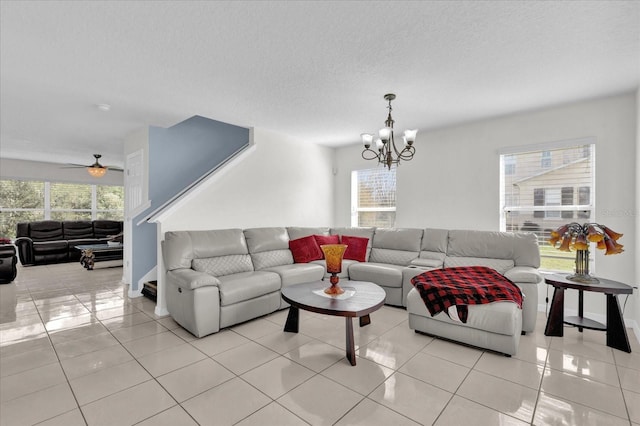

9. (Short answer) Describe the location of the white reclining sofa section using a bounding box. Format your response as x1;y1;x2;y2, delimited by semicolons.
162;226;542;355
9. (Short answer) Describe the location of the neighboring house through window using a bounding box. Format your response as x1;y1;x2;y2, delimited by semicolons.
351;167;396;227
500;139;595;272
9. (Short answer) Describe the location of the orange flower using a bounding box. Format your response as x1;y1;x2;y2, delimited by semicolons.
596;239;607;250
572;234;589;251
604;237;624;255
602;226;623;242
558;234;572;252
586;225;604;242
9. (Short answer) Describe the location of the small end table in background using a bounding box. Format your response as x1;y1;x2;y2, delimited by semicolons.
544;273;633;353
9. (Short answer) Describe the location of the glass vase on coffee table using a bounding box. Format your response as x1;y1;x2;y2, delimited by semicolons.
320;244;348;295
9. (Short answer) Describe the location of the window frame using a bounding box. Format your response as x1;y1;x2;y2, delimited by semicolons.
351;167;397;228
499;138;596;273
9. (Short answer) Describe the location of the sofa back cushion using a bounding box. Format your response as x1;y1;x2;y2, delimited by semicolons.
163;229;249;271
93;220;123;239
446;229;540;268
193;255;254;277
287;227;330;240
369;228;422;266
418;228;448;263
444;257;515;275
330;227;375;261
28;221;64;241
63;221;94;240
244;227;293;269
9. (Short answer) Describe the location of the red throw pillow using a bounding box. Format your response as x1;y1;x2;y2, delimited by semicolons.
341;235;369;262
313;234;340;258
289;236;323;263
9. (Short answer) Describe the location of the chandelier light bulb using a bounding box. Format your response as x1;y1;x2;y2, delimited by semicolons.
375;139;384;150
361;133;373;148
379;127;391;143
404;129;418;145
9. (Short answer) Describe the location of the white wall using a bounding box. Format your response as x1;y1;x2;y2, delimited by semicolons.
635;87;640;335
335;92;638;324
161;127;334;232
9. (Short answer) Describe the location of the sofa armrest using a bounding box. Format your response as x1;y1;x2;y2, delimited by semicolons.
14;237;34;265
504;266;542;284
167;269;221;290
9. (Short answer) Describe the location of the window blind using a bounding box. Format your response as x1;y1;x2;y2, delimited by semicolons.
500;142;595;272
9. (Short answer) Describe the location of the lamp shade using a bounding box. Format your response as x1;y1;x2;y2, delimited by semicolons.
87;166;107;178
404;129;418;145
378;127;391;142
361;133;373;148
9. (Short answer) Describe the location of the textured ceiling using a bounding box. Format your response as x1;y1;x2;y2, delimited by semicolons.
1;1;638;168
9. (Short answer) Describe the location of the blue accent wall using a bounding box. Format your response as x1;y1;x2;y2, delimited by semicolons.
132;115;250;291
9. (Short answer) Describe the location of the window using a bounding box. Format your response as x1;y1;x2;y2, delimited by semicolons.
500;141;595;272
351;167;396;227
504;155;516;175
0;179;124;239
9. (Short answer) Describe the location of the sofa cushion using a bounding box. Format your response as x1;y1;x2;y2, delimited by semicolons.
193;254;254;277
63;221;94;240
372;228;423;251
289;236;323;263
313;234;339;252
428;301;521;336
93;220;123;239
341;235;368;262
348;262;404;287
263;263;325;287
217;271;281;306
369;248;418;266
244;227;289;253
331;227;375;260
252;250;293;270
29;221;64;241
444;257;515;275
33;240;68;254
287;227;330;241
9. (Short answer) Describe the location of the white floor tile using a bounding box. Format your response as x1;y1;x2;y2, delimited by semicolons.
182;377;271;426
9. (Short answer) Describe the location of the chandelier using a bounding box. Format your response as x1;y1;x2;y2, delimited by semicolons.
361;93;417;169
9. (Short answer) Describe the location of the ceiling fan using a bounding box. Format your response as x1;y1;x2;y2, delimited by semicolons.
63;154;124;178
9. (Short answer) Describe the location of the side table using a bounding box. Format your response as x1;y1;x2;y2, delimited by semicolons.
544;273;633;353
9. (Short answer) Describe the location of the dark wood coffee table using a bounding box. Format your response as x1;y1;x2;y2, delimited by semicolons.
281;280;386;365
544;273;633;353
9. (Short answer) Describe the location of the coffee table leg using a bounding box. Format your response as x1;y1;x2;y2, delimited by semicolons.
284;306;299;333
545;287;564;337
606;294;631;353
359;314;371;327
346;317;356;366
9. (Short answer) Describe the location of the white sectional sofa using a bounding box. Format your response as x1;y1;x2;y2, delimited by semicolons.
162;226;542;355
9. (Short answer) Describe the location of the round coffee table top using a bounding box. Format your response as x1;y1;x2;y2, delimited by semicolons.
281;280;386;318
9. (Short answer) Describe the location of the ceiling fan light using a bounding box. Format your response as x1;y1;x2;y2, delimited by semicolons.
87;166;107;178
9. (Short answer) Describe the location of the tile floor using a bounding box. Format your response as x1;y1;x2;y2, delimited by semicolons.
1;263;639;425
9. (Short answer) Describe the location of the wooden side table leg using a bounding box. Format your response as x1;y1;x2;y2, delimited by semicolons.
606;294;631;353
359;314;371;327
345;317;356;365
284;306;299;333
545;287;565;337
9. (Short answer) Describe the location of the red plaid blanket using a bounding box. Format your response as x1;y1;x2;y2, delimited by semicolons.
410;266;523;323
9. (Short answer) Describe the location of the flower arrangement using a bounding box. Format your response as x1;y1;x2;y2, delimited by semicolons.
549;222;624;283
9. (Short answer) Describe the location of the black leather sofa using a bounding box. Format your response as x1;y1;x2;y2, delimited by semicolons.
15;220;123;266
